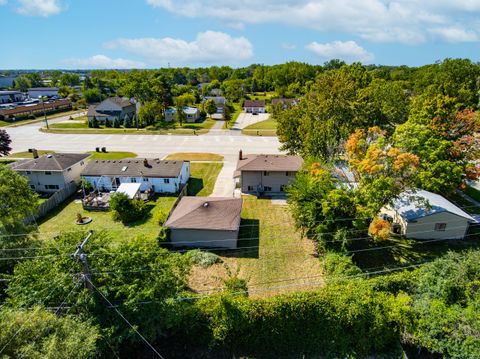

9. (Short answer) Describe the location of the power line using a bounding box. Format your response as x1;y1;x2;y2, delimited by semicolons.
86;278;165;359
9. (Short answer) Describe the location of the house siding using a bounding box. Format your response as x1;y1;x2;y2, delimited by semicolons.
241;170;296;193
169;228;239;249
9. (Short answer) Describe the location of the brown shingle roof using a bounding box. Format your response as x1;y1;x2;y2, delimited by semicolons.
235;154;303;174
9;153;90;171
107;96;135;108
81;158;186;178
244;100;265;107
164;197;242;231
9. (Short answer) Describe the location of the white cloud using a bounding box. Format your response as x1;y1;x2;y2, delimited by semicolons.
429;26;479;42
63;55;146;69
0;0;7;6
16;0;62;17
306;40;374;63
145;0;480;44
105;31;254;65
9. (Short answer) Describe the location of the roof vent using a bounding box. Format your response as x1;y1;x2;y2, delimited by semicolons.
203;202;209;208
121;166;128;172
47;154;52;158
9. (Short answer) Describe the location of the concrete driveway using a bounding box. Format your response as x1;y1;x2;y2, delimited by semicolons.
231;113;270;130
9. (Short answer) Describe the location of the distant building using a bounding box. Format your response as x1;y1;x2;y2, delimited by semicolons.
0;98;72;121
9;153;90;193
87;97;136;123
81;158;190;194
203;96;227;113
271;98;299;109
244;100;266;114
0;75;16;88
164;107;200;123
28;87;59;98
0;91;24;104
164;196;243;249
380;190;476;240
234;152;303;194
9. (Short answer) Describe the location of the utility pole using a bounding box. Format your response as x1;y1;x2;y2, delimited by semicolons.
40;96;49;129
72;230;94;292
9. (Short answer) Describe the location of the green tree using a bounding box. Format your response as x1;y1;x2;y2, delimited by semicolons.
0;307;100;359
113;116;121;128
83;88;102;103
204;99;217;117
138;100;163;127
0;129;12;156
13;76;31;92
109;192;146;223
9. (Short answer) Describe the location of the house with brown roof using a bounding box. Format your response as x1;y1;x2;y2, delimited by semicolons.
9;152;90;193
87;96;136;124
234;151;303;194
244;100;266;114
164;197;243;248
81;158;189;194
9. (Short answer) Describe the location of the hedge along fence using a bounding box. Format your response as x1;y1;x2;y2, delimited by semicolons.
163;280;410;358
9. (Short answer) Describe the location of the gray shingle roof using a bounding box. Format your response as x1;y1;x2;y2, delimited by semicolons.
9;153;90;171
164;197;242;231
81;158;186;178
244;100;265;107
236;154;303;173
393;190;475;222
107;96;135;108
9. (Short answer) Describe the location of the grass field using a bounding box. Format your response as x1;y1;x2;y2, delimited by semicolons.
188;196;323;298
43;118;216;135
87;151;137;160
164;153;223;161
242;118;277;136
188;162;223;196
37;195;176;243
8;150;55;158
0;110;84;128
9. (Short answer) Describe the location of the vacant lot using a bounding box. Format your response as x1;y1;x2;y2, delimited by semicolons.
165;153;223;161
188;196;323;298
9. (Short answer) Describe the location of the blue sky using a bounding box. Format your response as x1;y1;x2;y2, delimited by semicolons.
1;0;479;69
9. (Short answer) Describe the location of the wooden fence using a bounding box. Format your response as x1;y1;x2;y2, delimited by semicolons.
28;182;77;222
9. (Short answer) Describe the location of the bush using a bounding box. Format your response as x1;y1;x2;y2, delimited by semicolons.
153;209;169;225
323;252;362;277
113;117;121;128
104;119;112;128
187;249;221;268
109;192;146;224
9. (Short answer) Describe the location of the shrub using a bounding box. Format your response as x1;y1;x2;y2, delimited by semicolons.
323;252;362;277
104;119;112;128
187;249;221;268
113;117;121;128
153;209;169;225
109;192;146;224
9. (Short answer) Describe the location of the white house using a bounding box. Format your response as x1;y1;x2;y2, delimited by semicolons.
380;190;476;240
28;87;59;99
164;107;200;123
244;100;266;113
87;97;136;124
81;158;190;194
0;91;24;104
9;153;90;193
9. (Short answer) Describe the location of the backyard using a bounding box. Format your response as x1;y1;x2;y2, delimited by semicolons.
188;196;323;298
188;162;223;196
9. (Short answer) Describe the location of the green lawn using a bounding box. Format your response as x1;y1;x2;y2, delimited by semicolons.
188;196;323;298
242;118;277;136
43;118;216;135
86;151;137;160
8;150;55;158
224;103;243;129
247;92;277;101
187;162;223;196
164;153;224;162
1;109;84;128
50;121;88;129
38;195;176;243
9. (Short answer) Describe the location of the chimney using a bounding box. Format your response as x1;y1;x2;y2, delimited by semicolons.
32;149;39;159
239;149;243;161
143;158;149;167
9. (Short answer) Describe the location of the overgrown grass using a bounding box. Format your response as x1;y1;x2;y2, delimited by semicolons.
188;196;322;297
8;150;55;158
187;162;223;196
164;153;223;161
86;151;137;160
37;195;176;243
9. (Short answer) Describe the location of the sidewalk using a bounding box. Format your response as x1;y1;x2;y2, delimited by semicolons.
210;157;236;197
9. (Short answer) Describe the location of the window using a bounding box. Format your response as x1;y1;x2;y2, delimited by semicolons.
26;171;31;175
264;186;272;191
263;171;269;176
45;171;52;175
80;161;84;166
285;172;290;176
30;185;35;190
435;223;447;231
143;178;148;182
164;179;170;184
247;185;254;191
280;185;287;192
131;178;137;183
67;168;72;172
44;184;59;190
